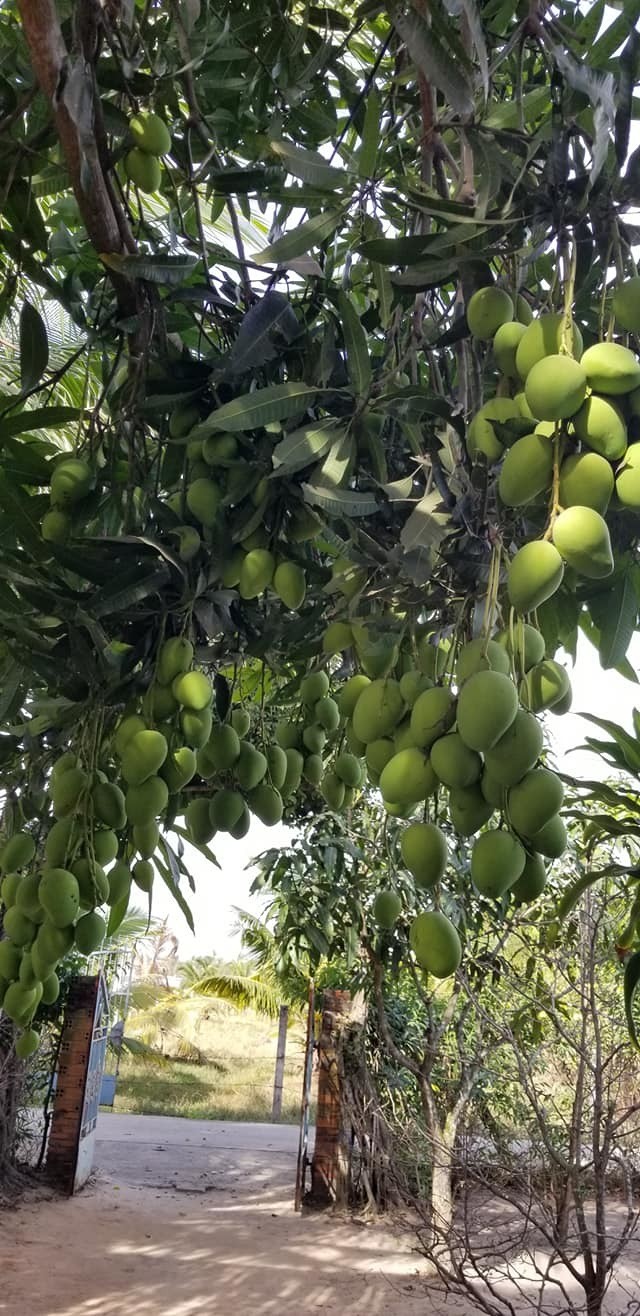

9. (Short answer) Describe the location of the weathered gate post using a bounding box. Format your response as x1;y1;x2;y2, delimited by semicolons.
271;1004;289;1121
46;973;109;1194
310;988;351;1206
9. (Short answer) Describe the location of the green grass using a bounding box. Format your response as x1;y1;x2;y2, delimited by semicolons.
111;1004;309;1123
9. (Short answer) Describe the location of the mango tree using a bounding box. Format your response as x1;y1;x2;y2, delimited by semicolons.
0;0;639;1100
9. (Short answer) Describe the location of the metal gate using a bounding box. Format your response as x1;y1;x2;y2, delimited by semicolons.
294;980;315;1210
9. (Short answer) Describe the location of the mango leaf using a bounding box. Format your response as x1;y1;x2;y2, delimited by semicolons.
191;383;319;436
101;253;199;284
269;139;348;189
302;482;378;516
390;5;474;118
228;292;299;373
155;845;195;933
107;893;130;938
271;419;339;474
0;406;81;438
624;949;640;1050
590;0;640;66
358;86;381;178
20;301;48;393
578;712;640;772
255;209;343;265
556;864;627;922
400;489;450;556
318;429;354;488
335;291;371;397
588;570;637;670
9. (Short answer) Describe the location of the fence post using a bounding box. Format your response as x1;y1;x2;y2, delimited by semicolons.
46;973;109;1194
310;988;351;1206
271;1004;289;1121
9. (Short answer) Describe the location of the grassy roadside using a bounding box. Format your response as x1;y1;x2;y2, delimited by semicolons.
109;1005;309;1123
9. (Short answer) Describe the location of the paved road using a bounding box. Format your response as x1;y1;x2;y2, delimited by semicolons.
95;1112;303;1197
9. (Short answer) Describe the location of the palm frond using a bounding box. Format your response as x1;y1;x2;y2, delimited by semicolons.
192;971;283;1019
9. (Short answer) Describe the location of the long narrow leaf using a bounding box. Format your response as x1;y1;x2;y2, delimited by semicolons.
255;209;343;265
191;383;319;436
336;291;371;398
624;949;640;1049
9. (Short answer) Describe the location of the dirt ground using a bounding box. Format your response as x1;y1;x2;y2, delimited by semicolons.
2;1114;639;1316
0;1114;429;1316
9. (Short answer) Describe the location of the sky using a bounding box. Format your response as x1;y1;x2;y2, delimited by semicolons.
151;4;640;964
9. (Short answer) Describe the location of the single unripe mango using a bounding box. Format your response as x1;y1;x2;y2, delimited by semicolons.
130;112;171;156
334;753;362;788
239;549;276;599
186;477;221;527
133;859;154;892
410;686;455;748
573;394;627;460
236;742;268;792
315;696;340;733
471;830;525;898
38;868;80;929
204;724;241;772
483;708;543;787
51;766;88;818
75;911;106;955
93;781;126;830
121;729;168;786
248;784;283;826
210;789;245;832
42;508;71;544
186;798;217;846
1;832;36;874
448;786;494;836
125;776;168;827
457;670;518;751
552;505;613;578
51;457;93;507
498;431;554;506
510;852;548;903
430;733;481;789
107;861;132;907
467;398;521;461
322;621;353;654
365;738;395;778
161;746;197;793
525;354;587;421
337;674;371;718
466;287;513;340
559;451;614;512
320;770;345;810
172;670;212;711
114;713;147;758
616;442;640;507
353;679;404;744
530;813;567;858
507;767;564;837
373;890;402;929
520;658;571;713
494;621;545;672
410;910;462;978
493;320;527;378
379;748;437;805
456;638;510;684
580;342;640;395
303;753;323;785
157;636;194;686
481;772;507;808
181;707;212;748
399;670;433;707
515;313;584;380
273;562;306;610
613;277;640;334
400;821;447;888
507;540;564;614
125;148;162;193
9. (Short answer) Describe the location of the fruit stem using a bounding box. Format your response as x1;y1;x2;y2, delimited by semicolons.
480;540;501;641
559;238;577;357
543;425;562;539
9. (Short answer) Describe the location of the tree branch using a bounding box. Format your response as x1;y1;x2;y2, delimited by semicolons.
17;0;137;310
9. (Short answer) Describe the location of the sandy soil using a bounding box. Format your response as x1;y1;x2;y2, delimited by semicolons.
0;1115;429;1316
2;1114;638;1316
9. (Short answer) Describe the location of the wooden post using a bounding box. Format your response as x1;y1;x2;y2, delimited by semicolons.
271;1004;289;1122
310;988;351;1206
46;974;109;1195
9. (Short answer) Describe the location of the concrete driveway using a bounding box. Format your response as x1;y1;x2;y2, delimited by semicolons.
95;1111;302;1197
